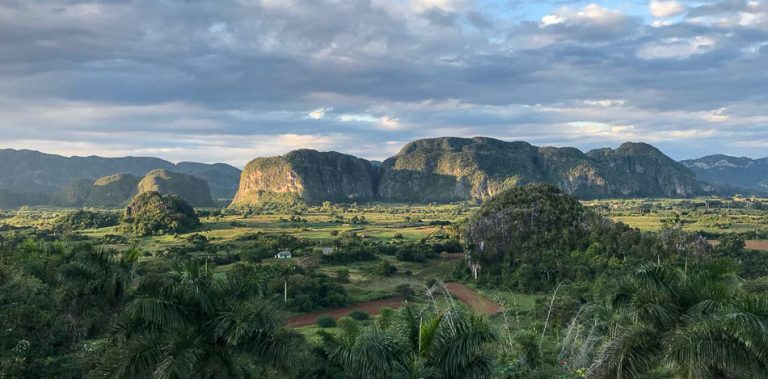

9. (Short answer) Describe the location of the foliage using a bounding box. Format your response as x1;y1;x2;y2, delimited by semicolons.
95;261;305;378
324;304;497;378
560;264;768;378
317;315;337;328
464;184;707;290
52;210;119;232
121;191;201;236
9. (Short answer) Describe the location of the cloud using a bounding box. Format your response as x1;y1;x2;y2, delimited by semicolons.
308;107;332;120
649;1;685;19
636;36;716;59
539;3;641;41
0;0;765;163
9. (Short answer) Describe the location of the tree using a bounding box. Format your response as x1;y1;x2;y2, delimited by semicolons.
327;304;497;378
96;261;305;378
561;263;768;378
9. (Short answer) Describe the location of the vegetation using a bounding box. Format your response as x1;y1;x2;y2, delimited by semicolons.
122;191;201;236
52;210;119;232
322;304;496;378
95;262;304;378
137;169;216;207
1;184;768;378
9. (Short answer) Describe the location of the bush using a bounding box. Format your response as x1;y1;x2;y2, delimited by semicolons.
330;230;339;236
348;311;369;321
374;261;397;276
317;315;337;328
393;233;404;239
335;269;350;283
396;283;415;299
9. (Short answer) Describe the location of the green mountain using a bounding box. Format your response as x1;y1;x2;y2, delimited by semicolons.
378;137;698;202
0;149;240;207
122;191;201;236
85;174;140;207
137;169;216;207
175;162;242;199
680;154;768;192
231;149;380;205
231;137;703;205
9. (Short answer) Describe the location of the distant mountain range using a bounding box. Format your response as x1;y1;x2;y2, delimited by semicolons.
0;149;240;207
0;139;766;208
681;155;768;191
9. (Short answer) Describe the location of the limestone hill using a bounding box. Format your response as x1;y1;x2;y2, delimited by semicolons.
137;169;216;207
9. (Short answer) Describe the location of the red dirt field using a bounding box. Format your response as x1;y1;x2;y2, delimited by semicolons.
444;282;501;315
708;239;768;251
746;240;768;251
286;282;503;328
286;297;405;328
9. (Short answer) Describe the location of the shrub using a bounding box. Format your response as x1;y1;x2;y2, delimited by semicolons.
330;230;339;236
317;315;337;328
393;232;404;239
335;269;350;283
396;283;415;299
374;261;397;276
348;311;369;321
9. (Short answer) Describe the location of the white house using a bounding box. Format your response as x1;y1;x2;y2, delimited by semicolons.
321;247;334;255
275;251;292;259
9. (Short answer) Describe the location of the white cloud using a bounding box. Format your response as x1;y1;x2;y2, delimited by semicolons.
541;4;629;27
636;36;715;59
649;1;685;18
307;107;332;120
702;108;729;123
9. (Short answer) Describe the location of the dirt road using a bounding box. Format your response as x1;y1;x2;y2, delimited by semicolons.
444;282;501;315
286;297;405;328
286;282;502;328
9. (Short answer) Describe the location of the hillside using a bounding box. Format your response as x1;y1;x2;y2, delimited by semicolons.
681;154;768;191
0;149;240;207
85;174;140;207
137;169;216;207
378;137;698;202
175;162;242;199
231;149;380;205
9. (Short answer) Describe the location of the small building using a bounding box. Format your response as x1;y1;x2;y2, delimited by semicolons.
275;251;292;259
321;247;334;256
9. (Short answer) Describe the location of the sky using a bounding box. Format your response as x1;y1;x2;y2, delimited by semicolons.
0;0;766;166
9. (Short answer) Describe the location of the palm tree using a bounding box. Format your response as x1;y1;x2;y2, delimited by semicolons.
58;246;138;344
328;303;497;379
96;261;304;378
562;263;768;378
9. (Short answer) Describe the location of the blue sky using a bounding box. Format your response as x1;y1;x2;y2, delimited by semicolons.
0;0;766;166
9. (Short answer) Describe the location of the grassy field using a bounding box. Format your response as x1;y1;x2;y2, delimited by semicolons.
2;196;768;330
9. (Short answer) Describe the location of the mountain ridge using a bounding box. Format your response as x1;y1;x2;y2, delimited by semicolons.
681;154;768;191
232;137;710;205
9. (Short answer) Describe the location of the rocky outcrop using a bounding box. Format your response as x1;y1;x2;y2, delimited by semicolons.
378;138;698;201
586;142;697;197
231;149;380;205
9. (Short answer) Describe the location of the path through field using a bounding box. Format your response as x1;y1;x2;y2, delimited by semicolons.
444;282;501;315
286;297;405;328
286;282;502;328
